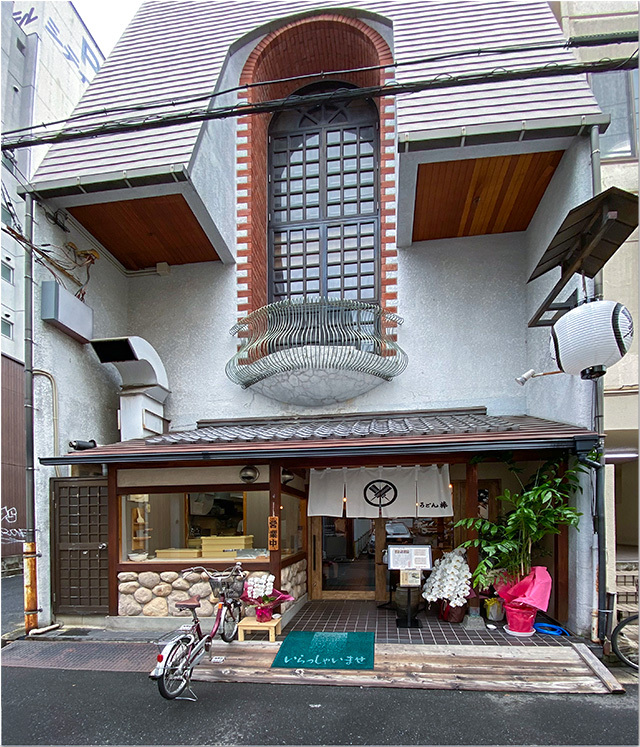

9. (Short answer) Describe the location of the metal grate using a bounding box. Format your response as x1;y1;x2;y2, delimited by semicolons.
269;89;380;303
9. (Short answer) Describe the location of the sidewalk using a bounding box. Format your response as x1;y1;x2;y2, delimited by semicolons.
2;622;637;686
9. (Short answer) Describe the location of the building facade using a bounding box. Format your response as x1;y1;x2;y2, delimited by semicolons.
1;1;104;569
553;1;638;627
2;1;636;638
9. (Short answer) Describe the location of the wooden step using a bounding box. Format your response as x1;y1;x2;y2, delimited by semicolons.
193;641;624;694
617;602;639;616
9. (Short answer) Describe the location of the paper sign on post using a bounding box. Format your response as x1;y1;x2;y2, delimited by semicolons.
388;545;433;570
268;516;279;551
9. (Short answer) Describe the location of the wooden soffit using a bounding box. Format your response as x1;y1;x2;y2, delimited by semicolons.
67;194;220;271
412;151;563;242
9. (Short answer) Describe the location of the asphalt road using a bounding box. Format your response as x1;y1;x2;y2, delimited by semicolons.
1;666;637;746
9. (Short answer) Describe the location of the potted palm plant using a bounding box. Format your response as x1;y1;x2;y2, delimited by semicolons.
455;456;585;634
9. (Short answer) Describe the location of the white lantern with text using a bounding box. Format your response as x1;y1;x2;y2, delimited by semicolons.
550;300;634;380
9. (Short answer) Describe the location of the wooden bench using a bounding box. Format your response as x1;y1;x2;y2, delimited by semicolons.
237;616;282;642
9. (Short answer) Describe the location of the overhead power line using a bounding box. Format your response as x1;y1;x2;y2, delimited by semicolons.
1;30;637;139
2;54;637;153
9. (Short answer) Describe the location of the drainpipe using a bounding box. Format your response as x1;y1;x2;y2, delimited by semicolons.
590;124;607;643
23;192;39;633
33;370;62;478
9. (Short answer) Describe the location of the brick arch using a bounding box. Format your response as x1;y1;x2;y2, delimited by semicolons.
235;14;397;315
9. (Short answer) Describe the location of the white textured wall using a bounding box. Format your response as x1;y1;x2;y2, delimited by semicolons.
125;231;530;423
524;137;595;428
32;207;126;624
525;136;598;637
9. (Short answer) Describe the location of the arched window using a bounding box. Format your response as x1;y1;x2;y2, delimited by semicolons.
268;85;380;303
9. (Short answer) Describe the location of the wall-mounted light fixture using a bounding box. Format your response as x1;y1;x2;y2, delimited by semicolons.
281;468;294;485
515;369;562;386
239;465;260;483
69;439;97;450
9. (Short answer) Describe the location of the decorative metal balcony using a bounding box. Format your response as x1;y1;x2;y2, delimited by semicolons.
226;298;408;406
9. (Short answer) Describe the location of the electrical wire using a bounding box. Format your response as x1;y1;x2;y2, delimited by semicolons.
2;31;637;139
2;53;637;152
1;225;97;293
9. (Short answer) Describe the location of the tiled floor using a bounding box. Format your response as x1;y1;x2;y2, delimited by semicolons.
244;600;582;647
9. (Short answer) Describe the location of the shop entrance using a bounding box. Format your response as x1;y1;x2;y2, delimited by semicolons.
309;516;389;600
321;517;375;594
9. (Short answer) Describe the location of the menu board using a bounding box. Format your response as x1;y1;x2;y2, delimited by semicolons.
388;545;433;570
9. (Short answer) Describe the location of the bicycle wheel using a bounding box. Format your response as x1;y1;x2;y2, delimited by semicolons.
221;601;241;642
158;639;192;699
611;614;638;670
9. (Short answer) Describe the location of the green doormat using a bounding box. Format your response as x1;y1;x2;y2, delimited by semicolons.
271;631;375;670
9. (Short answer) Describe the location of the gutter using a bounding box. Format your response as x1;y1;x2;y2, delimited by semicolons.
589;124;608;644
40;434;600;465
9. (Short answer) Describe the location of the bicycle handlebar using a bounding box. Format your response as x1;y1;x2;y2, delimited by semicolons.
180;562;246;579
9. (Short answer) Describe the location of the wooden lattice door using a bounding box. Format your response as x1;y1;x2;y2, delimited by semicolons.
52;478;109;613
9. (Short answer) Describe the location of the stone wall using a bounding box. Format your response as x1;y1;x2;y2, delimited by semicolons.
279;558;307;613
117;564;308;617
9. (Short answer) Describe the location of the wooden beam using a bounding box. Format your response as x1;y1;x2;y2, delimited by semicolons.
554;524;569;622
465;462;479;609
269;460;282;589
108;466;119;616
309;516;323;600
375;516;388;602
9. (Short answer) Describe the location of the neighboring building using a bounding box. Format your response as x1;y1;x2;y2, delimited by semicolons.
2;1;636;639
1;1;104;569
552;1;638;619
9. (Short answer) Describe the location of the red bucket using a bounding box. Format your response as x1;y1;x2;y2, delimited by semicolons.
504;602;537;633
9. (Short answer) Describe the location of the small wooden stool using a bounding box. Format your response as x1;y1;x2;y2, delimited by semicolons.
237;616;282;642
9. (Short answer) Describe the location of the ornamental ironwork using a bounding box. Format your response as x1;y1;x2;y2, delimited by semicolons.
225;297;408;400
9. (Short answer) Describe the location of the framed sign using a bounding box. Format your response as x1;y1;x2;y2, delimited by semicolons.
400;569;422;587
268;515;279;551
388;545;433;571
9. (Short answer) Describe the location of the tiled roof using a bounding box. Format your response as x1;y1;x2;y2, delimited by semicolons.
153;411;522;444
39;410;598;465
33;0;602;185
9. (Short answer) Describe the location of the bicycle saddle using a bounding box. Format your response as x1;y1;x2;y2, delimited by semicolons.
176;595;201;610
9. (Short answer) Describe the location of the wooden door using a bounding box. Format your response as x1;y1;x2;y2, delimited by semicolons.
51;478;109;613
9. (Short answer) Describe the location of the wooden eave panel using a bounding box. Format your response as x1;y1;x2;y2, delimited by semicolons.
68;194;220;271
412;151;563;242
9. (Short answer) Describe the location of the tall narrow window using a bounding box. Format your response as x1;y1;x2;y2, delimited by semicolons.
590;70;639;159
268;85;380;303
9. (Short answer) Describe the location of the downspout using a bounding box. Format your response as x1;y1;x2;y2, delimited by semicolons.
590;124;607;643
23;192;39;633
33;370;62;478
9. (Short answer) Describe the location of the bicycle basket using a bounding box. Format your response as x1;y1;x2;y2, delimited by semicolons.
209;573;245;599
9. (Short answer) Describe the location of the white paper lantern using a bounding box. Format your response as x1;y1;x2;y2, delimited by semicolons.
550;300;634;379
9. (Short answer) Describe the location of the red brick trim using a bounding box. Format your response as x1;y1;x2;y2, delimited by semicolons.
236;12;396;318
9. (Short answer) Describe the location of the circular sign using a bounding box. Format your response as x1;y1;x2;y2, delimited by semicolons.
364;480;398;508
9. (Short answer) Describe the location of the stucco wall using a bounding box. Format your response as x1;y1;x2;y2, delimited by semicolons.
524;136;595;428
32;207;126;623
124;229;531;424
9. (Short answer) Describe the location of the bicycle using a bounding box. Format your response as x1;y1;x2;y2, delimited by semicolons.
149;562;247;699
610;612;638;670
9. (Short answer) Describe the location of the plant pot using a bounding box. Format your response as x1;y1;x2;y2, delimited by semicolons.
504;601;537;635
256;606;273;622
438;600;467;623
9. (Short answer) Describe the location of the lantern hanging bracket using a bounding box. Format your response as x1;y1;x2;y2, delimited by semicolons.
528;211;618;327
527;186;638;328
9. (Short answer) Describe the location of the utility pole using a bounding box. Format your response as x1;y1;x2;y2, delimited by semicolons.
23;192;39;633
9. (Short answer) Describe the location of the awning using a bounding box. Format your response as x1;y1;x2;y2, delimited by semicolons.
40;408;599;466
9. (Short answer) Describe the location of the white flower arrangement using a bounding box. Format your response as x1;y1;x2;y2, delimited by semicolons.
245;573;275;603
422;546;472;607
